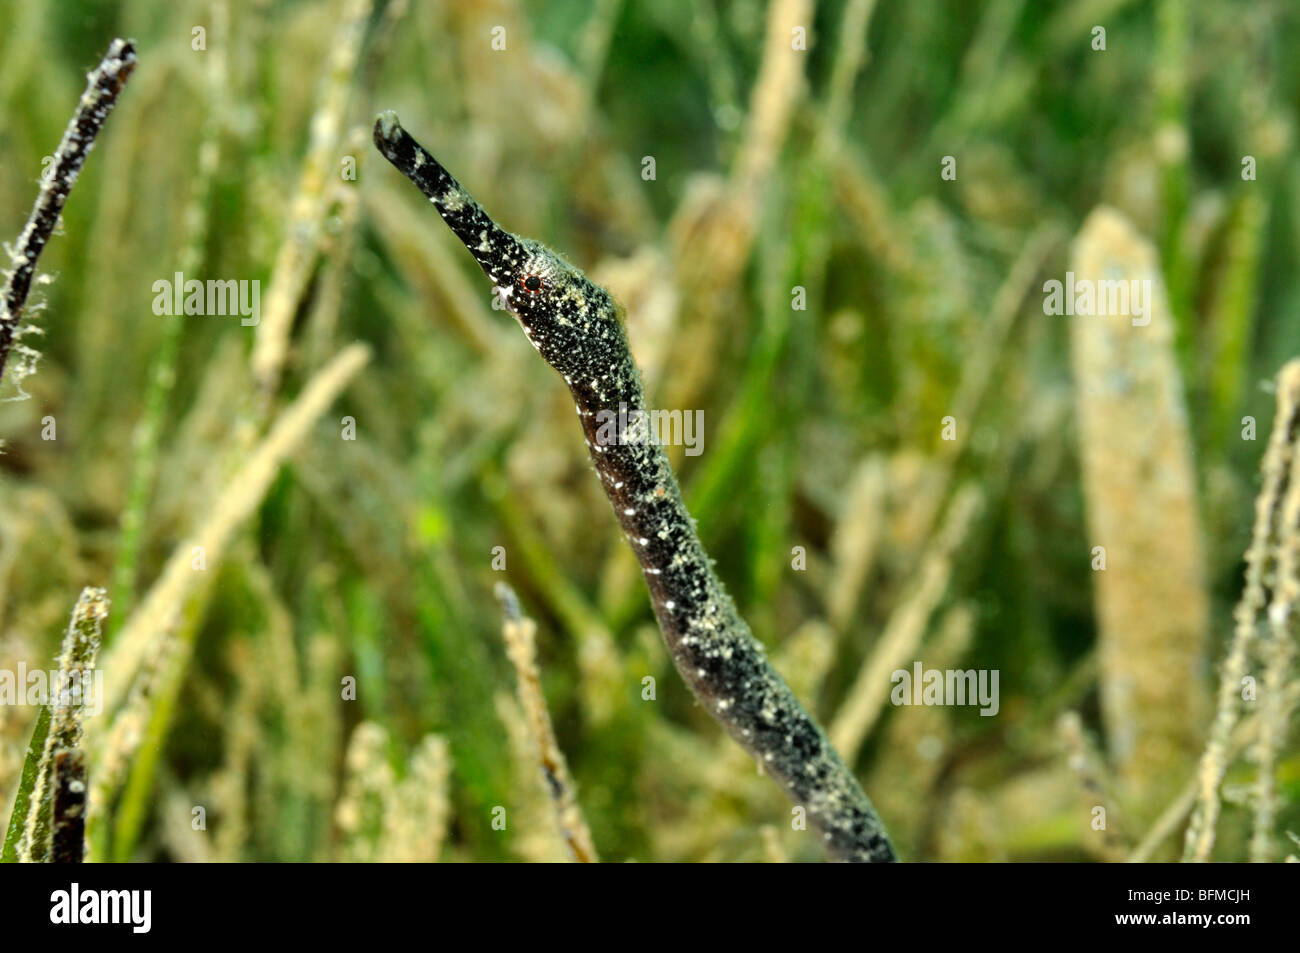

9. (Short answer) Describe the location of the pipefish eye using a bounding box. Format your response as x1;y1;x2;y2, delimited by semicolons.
521;274;543;293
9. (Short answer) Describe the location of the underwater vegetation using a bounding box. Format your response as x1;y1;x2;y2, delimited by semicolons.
0;0;1298;862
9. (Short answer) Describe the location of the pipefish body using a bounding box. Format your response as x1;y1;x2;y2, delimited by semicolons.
373;111;896;863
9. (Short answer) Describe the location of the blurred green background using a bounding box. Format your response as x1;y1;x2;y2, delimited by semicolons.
1;0;1298;861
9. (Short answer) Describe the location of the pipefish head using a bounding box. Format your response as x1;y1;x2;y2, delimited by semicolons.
373;112;621;379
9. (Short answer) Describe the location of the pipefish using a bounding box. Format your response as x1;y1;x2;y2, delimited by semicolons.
373;111;896;862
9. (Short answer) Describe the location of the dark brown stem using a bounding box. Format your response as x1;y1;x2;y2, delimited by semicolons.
0;38;137;389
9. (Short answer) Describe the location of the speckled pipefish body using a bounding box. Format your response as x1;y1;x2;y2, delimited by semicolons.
373;112;896;863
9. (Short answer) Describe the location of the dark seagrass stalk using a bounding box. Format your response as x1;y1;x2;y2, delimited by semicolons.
0;38;137;389
373;111;896;862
